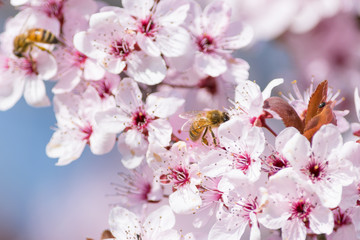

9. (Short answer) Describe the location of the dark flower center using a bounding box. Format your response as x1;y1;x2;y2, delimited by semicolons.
197;34;215;53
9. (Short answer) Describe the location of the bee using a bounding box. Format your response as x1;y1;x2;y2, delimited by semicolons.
180;110;230;145
13;28;62;58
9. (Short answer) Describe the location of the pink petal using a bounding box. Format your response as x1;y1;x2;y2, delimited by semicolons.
148;119;172;146
156;0;189;26
309;206;334;234
24;78;50;107
312;124;342;161
143;205;176;232
169;184;202;214
89;130;116;155
108;206;141;239
157;27;191;57
126;52;166;85
122;0;153;19
220;22;253;49
46;131;87;166
52;67;82;94
0;73;25;111
195;53;227;77
203;1;231;36
136;33;161;57
83;59;105;80
145;91;185;118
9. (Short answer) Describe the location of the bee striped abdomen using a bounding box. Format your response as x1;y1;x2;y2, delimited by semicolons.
28;28;59;44
189;118;208;141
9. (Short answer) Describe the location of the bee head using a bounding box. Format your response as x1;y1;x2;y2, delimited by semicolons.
222;112;230;122
13;50;23;58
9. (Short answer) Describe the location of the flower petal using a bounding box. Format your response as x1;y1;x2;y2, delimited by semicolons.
195;53;227;77
145;91;185;118
169;184;202;214
126;52;166;85
108;206;141;239
148;119;172;146
24;78;50;107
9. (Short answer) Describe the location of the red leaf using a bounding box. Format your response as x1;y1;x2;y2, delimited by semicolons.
263;97;304;133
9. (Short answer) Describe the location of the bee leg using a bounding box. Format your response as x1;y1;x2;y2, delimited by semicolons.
201;127;209;146
33;43;54;57
27;45;38;75
209;127;217;146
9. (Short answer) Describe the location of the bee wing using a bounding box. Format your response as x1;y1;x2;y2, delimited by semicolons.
18;11;32;34
180;111;209;132
181;119;193;132
179;110;206;119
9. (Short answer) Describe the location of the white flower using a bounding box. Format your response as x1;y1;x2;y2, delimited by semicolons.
282;124;354;208
259;168;334;240
147;142;202;214
96;78;184;169
108;205;180;240
46;86;116;165
200;118;265;182
74;11;167;85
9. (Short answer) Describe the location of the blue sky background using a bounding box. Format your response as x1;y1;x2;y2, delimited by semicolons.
0;1;296;240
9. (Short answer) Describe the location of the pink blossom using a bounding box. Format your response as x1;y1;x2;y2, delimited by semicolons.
262;127;297;176
74;10;167;85
46;85;116;165
53;46;105;94
208;174;266;240
95;78;184;169
111;163;163;210
104;0;191;58
0;51;56;110
147;142;202;214
259;168;334;240
282;124;354;208
229;78;283;126
200;118;265;182
186;0;253;77
108;205;180;240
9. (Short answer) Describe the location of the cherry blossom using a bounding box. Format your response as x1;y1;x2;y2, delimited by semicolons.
259;168;334;240
46;85;116;165
53;45;105;94
186;0;253;77
282;124;354;208
147;142;202;214
74;10;167;85
200;118;265;182
229;78;283;127
104;0;191;58
96;78;185;169
111;163;163;210
108;205;180;240
0;50;55;110
208;174;266;240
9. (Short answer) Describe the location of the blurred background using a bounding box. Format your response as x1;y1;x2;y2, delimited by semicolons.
0;0;359;239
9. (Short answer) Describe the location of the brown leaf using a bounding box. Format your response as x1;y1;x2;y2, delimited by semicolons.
303;105;337;141
304;80;328;126
101;230;114;239
263;97;304;133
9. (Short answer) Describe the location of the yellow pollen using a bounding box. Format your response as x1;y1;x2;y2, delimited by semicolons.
314;165;319;170
291;80;297;84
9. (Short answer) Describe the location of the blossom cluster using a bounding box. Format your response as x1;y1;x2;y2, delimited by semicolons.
1;0;360;240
